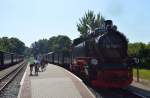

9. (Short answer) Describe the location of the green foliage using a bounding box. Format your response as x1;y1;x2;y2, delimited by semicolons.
48;35;71;52
24;47;32;57
31;39;49;56
0;37;25;54
77;10;105;37
0;37;10;52
128;42;150;67
9;37;26;54
72;37;84;46
31;35;71;55
128;42;146;57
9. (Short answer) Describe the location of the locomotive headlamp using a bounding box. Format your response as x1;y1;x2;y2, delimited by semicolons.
91;59;98;65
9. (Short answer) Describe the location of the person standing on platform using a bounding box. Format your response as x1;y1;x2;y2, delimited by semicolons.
41;56;46;72
34;58;39;76
37;55;42;71
29;56;35;76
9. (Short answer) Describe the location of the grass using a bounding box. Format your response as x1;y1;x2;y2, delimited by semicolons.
133;68;150;81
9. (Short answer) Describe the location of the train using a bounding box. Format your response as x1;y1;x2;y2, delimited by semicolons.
0;51;24;70
44;20;133;88
44;51;71;69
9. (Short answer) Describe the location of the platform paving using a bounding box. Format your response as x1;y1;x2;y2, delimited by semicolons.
18;64;95;98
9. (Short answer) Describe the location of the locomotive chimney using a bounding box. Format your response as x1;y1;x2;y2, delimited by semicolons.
105;20;113;30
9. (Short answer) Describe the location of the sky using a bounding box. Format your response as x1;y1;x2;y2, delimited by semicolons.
0;0;150;47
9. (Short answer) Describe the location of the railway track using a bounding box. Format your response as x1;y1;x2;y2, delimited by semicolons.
0;61;27;92
124;87;149;98
88;86;148;98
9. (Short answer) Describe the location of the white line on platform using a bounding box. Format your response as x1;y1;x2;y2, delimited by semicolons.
17;63;29;98
64;69;82;82
63;68;96;98
20;63;28;85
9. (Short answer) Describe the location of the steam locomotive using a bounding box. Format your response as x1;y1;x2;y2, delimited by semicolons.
0;51;24;70
44;20;133;88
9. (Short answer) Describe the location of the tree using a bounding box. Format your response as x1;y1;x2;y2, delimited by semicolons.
77;10;105;37
0;37;10;52
23;47;32;57
48;36;58;51
31;39;49;56
9;37;25;54
0;37;26;54
31;35;71;56
128;42;150;68
72;37;84;46
128;42;146;57
31;42;39;56
48;35;71;52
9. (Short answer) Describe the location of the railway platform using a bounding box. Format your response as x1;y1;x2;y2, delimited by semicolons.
128;78;150;97
18;64;95;98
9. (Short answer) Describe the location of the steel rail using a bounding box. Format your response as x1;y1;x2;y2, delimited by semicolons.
87;85;147;98
124;87;149;98
0;61;27;92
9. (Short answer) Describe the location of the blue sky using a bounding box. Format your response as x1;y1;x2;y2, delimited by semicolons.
0;0;150;47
